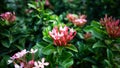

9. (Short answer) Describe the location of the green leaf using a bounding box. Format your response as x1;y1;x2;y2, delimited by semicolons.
77;33;84;39
42;44;56;55
0;55;9;67
83;57;96;64
1;40;10;48
62;58;73;68
65;44;78;52
84;21;106;40
77;41;84;52
59;51;73;62
33;42;44;49
57;46;64;55
14;44;24;50
28;3;36;9
43;37;53;43
91;21;101;27
92;41;106;48
0;30;10;37
104;59;112;68
107;49;113;62
18;38;25;47
92;65;98;68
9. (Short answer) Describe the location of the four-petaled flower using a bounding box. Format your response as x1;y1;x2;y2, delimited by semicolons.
33;58;49;68
8;49;49;68
49;25;76;46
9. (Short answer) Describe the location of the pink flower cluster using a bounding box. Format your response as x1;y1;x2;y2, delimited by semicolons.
49;26;76;46
100;15;120;38
0;12;16;22
67;13;87;26
8;49;49;68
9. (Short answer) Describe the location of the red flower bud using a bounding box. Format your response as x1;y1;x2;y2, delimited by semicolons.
0;12;16;22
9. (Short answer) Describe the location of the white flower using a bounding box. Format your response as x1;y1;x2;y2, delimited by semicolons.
14;63;21;68
29;49;38;53
8;59;13;64
33;58;49;68
33;61;42;68
40;58;49;68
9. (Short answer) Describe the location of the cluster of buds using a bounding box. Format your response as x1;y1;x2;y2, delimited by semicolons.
0;12;16;22
100;15;120;38
8;49;49;68
67;13;87;27
83;32;92;40
49;25;76;46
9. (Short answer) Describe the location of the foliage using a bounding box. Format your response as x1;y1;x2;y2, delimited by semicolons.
0;0;120;68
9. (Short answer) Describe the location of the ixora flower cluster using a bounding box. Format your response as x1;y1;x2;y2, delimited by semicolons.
49;25;76;46
100;15;120;38
0;12;16;22
67;13;87;27
8;49;49;68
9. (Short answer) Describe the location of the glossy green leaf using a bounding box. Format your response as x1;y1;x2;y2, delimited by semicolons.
42;44;56;55
57;46;64;55
28;3;36;9
91;21;101;27
104;59;112;68
43;37;53;43
83;57;96;64
0;55;9;68
1;40;10;48
59;51;73;62
62;58;73;68
107;49;113;62
92;41;106;48
65;44;78;52
77;41;84;52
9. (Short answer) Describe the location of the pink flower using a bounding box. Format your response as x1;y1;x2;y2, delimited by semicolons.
8;49;50;68
11;49;28;60
106;19;120;38
0;12;16;22
45;0;50;6
100;15;120;38
67;14;87;26
73;18;87;26
49;26;76;46
66;13;77;22
28;60;34;67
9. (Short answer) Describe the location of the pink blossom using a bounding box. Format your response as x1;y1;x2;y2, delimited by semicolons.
28;60;34;67
0;12;16;22
11;49;28;60
49;26;76;46
66;13;77;22
67;14;87;26
45;0;50;6
8;49;49;68
100;15;120;38
73;18;87;26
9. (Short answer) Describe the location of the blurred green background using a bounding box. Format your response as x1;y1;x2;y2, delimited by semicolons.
1;0;120;21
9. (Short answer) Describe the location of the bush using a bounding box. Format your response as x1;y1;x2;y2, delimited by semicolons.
0;0;120;68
